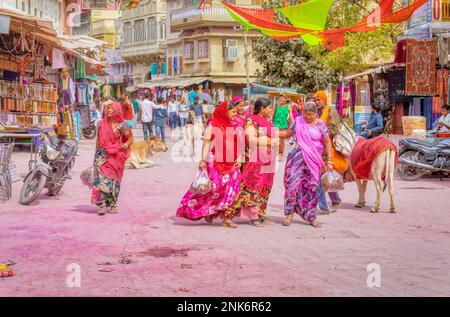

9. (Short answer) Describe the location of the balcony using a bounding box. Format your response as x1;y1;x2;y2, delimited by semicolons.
171;5;237;30
121;41;166;58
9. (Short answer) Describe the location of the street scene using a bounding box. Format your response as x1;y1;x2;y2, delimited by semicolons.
1;0;450;298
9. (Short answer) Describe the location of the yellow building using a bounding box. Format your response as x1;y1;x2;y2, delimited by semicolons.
89;9;121;49
167;0;262;96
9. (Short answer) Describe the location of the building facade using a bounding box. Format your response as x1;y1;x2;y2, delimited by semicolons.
169;0;261;95
0;0;64;34
121;0;167;85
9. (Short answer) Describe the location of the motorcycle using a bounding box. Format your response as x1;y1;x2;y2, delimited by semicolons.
397;137;450;181
19;130;78;205
82;110;99;140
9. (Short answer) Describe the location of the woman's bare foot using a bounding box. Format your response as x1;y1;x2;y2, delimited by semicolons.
310;220;321;228
260;217;275;225
282;214;294;226
110;206;118;214
204;216;213;224
98;206;107;216
222;219;238;228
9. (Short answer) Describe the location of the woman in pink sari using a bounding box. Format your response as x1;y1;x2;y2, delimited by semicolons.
231;96;246;128
226;98;278;227
279;102;333;227
91;102;133;215
177;101;243;226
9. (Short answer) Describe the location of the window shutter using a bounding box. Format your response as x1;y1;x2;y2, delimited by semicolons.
168;57;173;76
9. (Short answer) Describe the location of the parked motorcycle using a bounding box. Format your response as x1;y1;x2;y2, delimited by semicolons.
20;130;78;205
82;118;97;140
397;137;450;181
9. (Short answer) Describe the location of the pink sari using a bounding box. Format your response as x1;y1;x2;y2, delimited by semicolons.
295;116;326;182
241;114;276;191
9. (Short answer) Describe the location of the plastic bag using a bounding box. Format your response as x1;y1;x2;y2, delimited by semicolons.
190;170;211;195
80;166;95;189
321;170;344;193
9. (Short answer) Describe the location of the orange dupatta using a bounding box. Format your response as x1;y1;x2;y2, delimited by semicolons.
320;106;349;174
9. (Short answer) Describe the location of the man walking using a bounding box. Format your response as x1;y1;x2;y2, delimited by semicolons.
139;92;155;140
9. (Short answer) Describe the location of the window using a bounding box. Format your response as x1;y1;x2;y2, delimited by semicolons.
185;42;194;60
123;22;131;44
134;19;145;42
198;40;208;58
148;17;157;40
185;0;194;7
22;1;25;12
28;0;31;14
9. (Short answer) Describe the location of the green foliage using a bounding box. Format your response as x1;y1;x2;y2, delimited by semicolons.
253;0;404;91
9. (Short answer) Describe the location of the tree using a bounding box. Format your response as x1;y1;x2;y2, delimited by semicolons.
253;0;404;91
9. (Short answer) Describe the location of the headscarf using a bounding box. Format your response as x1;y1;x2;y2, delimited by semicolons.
231;96;243;106
98;102;131;182
314;91;328;105
295;115;325;182
210;101;238;174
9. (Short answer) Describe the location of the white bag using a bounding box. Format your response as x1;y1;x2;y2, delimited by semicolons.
321;170;344;193
80;166;95;189
333;119;356;156
190;170;211;195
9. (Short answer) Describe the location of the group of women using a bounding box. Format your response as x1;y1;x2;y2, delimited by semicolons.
177;93;338;228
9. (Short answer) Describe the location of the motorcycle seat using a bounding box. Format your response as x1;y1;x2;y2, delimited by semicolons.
403;138;439;147
60;140;78;161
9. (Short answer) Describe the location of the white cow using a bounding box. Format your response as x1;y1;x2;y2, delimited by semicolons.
349;140;397;214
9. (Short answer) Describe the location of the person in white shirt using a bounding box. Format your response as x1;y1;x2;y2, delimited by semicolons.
139;93;156;140
167;97;178;131
178;96;190;127
437;104;450;133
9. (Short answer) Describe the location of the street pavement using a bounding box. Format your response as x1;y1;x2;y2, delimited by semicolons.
1;127;450;296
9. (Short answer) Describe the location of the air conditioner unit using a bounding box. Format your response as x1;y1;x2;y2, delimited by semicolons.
224;46;239;61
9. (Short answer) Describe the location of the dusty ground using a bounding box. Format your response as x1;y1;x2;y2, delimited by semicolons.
1;128;450;296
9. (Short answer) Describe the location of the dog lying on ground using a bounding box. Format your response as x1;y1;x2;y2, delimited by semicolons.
126;136;168;169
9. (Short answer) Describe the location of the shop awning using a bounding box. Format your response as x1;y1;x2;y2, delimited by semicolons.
343;63;396;81
59;35;107;50
212;77;250;84
250;82;298;93
0;8;61;48
137;77;211;88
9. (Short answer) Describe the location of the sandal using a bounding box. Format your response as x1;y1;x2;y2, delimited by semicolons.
260;218;275;225
110;206;118;214
204;216;213;224
250;220;264;227
310;220;321;228
222;219;238;229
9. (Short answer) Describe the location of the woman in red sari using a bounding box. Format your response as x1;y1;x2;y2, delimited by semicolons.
177;101;243;226
225;98;278;227
91;102;133;215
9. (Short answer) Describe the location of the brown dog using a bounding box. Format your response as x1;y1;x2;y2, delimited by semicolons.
126;136;168;169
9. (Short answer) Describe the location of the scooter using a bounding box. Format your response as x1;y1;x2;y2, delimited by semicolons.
397;136;450;181
82;110;99;140
19;130;78;205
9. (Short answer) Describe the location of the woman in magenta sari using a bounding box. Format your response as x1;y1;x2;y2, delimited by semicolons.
177;101;243;226
92;102;133;215
226;98;277;227
279;102;333;228
231;96;246;128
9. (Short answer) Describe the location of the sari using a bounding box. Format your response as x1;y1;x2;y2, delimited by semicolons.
177;102;242;221
91;102;132;207
284;116;327;222
226;114;276;220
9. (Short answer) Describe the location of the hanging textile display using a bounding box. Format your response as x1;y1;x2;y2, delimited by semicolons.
222;0;428;50
437;37;449;67
405;39;437;96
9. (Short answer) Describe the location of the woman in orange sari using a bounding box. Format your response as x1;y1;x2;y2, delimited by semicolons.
314;91;347;213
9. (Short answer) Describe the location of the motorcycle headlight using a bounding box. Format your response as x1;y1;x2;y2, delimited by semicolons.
46;148;61;161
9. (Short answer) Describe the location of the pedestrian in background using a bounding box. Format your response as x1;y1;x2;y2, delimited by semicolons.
168;96;178;131
178;96;190;127
140;92;155;140
131;93;140;127
121;94;135;128
153;97;168;144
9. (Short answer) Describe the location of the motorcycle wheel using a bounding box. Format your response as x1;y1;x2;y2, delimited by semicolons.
20;172;47;205
397;150;426;181
83;126;97;140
